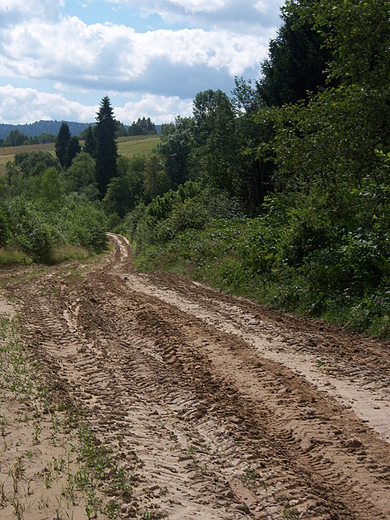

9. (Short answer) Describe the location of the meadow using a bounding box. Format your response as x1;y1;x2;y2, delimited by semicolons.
0;134;160;177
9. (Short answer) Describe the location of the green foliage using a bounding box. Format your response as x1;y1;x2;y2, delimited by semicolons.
269;86;390;190
64;136;81;169
55;122;71;168
193;89;238;195
13;150;59;177
5;197;53;261
127;0;390;339
158;117;193;189
35;167;64;204
128;117;157;136
83;125;96;157
61;151;98;198
52;194;108;253
258;11;330;106
2;129;28;147
1;129;56;147
143;153;171;202
284;0;390;88
125;181;244;253
1;149;108;262
103;155;145;218
0;206;10;247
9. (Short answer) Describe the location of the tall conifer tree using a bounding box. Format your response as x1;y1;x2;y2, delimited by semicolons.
55;122;71;167
95;96;118;198
84;125;96;157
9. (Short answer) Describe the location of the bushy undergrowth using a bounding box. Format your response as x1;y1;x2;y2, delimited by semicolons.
0;194;108;263
128;188;390;339
124;181;245;252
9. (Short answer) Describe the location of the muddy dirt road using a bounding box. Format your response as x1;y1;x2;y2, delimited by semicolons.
3;234;390;519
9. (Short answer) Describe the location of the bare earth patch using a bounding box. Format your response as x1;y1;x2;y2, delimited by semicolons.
1;234;390;519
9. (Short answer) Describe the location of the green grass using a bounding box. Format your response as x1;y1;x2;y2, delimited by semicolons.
0;143;56;177
0;135;159;177
117;135;160;158
0;244;108;267
0;154;13;177
0;248;33;265
133;218;390;339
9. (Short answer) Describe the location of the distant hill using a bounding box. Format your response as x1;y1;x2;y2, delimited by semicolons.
0;121;162;140
0;121;93;140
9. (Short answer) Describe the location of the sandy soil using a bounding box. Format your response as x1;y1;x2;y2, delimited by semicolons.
1;233;390;519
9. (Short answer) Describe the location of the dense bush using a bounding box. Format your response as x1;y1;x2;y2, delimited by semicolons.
49;194;108;253
5;197;53;261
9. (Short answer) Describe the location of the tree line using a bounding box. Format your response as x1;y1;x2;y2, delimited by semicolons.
1;0;389;337
120;0;390;338
0;129;57;147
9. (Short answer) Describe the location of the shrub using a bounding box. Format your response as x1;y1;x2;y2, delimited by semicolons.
5;197;53;261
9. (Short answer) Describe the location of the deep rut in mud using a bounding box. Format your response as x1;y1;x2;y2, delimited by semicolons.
4;234;390;519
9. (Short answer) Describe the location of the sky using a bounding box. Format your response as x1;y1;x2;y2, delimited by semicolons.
0;0;283;125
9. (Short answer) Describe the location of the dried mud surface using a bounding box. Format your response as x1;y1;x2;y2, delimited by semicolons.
3;233;390;519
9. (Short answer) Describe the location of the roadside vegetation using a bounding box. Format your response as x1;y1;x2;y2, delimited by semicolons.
1;0;389;339
125;0;390;339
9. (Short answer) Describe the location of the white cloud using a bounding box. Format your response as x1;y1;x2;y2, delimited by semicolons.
0;0;63;23
0;0;281;123
0;85;97;123
254;1;269;14
115;94;193;124
108;0;280;31
161;0;226;14
0;85;192;124
0;17;269;97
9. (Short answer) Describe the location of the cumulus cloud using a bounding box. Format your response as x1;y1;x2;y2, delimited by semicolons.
0;17;269;98
0;0;280;123
0;85;97;124
0;85;192;124
115;94;193;123
108;0;280;32
0;0;63;24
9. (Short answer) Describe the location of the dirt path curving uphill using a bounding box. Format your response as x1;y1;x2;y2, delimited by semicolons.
3;233;390;519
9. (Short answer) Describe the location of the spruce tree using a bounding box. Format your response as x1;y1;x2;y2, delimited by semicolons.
64;136;81;169
95;96;118;198
84;125;96;157
55;122;71;167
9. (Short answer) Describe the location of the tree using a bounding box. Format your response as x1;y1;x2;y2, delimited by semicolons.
95;96;118;198
2;129;28;147
37;167;64;203
103;156;145;217
143;154;171;202
55;123;71;167
258;11;331;106
232;78;274;209
64;136;81;169
193;89;238;194
158;117;193;190
283;0;390;89
61;151;97;197
128;117;157;136
83;126;96;157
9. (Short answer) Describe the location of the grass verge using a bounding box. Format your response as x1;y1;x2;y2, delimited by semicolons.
133;218;390;339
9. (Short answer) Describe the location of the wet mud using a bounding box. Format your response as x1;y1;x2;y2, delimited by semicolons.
4;234;390;519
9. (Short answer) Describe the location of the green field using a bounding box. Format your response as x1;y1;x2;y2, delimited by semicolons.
0;142;55;177
0;135;160;176
117;135;160;158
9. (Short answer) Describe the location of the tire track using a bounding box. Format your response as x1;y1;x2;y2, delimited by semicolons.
4;233;390;519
